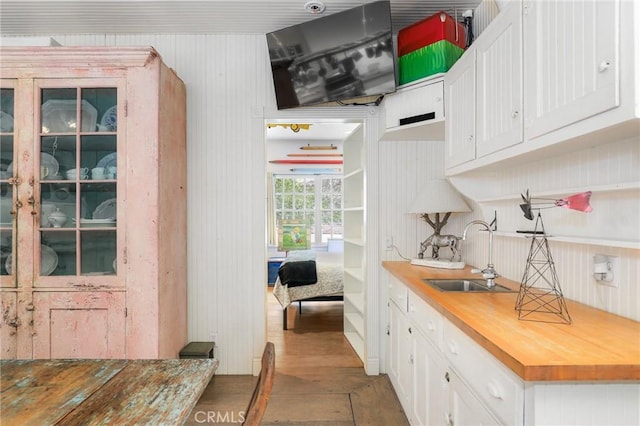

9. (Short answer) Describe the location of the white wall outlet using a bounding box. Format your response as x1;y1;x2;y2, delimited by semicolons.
385;236;393;250
593;254;618;288
209;333;218;345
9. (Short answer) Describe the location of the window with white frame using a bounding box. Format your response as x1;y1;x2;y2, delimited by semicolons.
273;175;343;245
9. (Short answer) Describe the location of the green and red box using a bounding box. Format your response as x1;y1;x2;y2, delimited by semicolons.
397;11;467;85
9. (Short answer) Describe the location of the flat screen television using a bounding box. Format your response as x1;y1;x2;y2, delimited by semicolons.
266;1;396;110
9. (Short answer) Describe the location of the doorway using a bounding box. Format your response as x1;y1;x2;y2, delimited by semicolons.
264;117;361;358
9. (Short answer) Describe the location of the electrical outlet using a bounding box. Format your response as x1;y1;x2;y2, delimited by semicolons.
209;333;218;346
385;236;393;250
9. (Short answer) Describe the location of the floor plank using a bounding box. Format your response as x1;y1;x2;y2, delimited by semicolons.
187;288;409;425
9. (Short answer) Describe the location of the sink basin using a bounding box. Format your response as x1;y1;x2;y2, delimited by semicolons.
423;279;515;293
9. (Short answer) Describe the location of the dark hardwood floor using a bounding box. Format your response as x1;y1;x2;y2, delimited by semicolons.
186;288;408;425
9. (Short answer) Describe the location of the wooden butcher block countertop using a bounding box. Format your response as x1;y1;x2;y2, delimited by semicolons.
382;261;640;382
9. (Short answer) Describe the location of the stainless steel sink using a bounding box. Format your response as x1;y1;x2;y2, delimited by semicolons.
423;279;515;293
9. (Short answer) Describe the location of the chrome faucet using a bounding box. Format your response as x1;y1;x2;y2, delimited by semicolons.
462;220;500;288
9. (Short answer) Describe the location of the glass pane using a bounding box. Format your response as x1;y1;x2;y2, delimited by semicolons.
81;231;116;275
41;135;75;180
40;183;76;229
41;88;77;133
82;135;117;181
294;195;304;210
0;227;10;276
0;88;14;279
305;179;314;192
322;194;330;209
81;183;117;221
41;231;74;276
332;194;342;209
305;194;314;209
0;88;14;132
83;88;117;132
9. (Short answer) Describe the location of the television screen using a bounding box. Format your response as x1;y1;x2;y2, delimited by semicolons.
266;1;396;109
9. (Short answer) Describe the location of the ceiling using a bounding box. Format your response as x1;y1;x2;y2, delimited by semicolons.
0;0;483;36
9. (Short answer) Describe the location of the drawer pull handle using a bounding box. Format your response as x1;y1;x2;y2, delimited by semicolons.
599;60;611;72
486;381;503;400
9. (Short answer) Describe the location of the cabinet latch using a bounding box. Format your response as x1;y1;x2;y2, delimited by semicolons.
8;176;21;186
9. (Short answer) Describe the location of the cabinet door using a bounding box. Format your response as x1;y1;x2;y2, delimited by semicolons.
524;0;619;140
388;301;412;414
413;330;449;426
32;291;125;358
449;370;500;426
445;49;476;168
476;1;523;157
33;82;122;288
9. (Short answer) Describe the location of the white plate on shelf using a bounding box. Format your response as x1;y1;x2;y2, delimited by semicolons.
92;198;116;220
6;244;58;276
100;105;117;131
6;153;59;177
41;99;98;133
73;218;116;228
96;152;117;169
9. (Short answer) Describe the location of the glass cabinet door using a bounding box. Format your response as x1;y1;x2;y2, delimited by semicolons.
0;86;15;283
38;86;118;280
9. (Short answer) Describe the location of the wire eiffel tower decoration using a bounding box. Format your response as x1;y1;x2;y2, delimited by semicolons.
513;189;593;324
515;212;572;324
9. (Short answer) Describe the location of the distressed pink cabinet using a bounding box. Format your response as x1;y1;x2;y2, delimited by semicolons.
0;47;187;359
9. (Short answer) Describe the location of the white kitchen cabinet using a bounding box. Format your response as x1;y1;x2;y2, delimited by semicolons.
476;0;523;157
445;0;638;176
449;369;501;426
381;76;446;141
445;0;523;169
388;300;413;414
413;327;449;426
387;276;501;425
445;49;476;168
523;0;618;141
385;273;640;426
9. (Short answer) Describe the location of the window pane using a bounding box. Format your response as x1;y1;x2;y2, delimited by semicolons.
294;195;304;210
322;194;331;209
305;194;315;209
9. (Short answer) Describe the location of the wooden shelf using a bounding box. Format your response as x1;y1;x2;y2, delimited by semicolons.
344;267;365;283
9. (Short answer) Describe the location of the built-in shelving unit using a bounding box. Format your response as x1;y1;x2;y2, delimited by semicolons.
342;124;366;361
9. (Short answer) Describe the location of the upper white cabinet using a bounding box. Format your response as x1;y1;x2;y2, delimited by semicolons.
523;0;618;140
445;0;638;175
476;0;523;157
446;1;523;169
381;76;445;141
445;49;476;168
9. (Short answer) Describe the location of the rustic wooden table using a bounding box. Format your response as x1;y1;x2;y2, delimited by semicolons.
0;358;218;425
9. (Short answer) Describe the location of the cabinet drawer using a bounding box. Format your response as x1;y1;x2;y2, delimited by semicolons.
407;290;442;350
443;320;523;425
385;79;444;129
389;276;408;311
